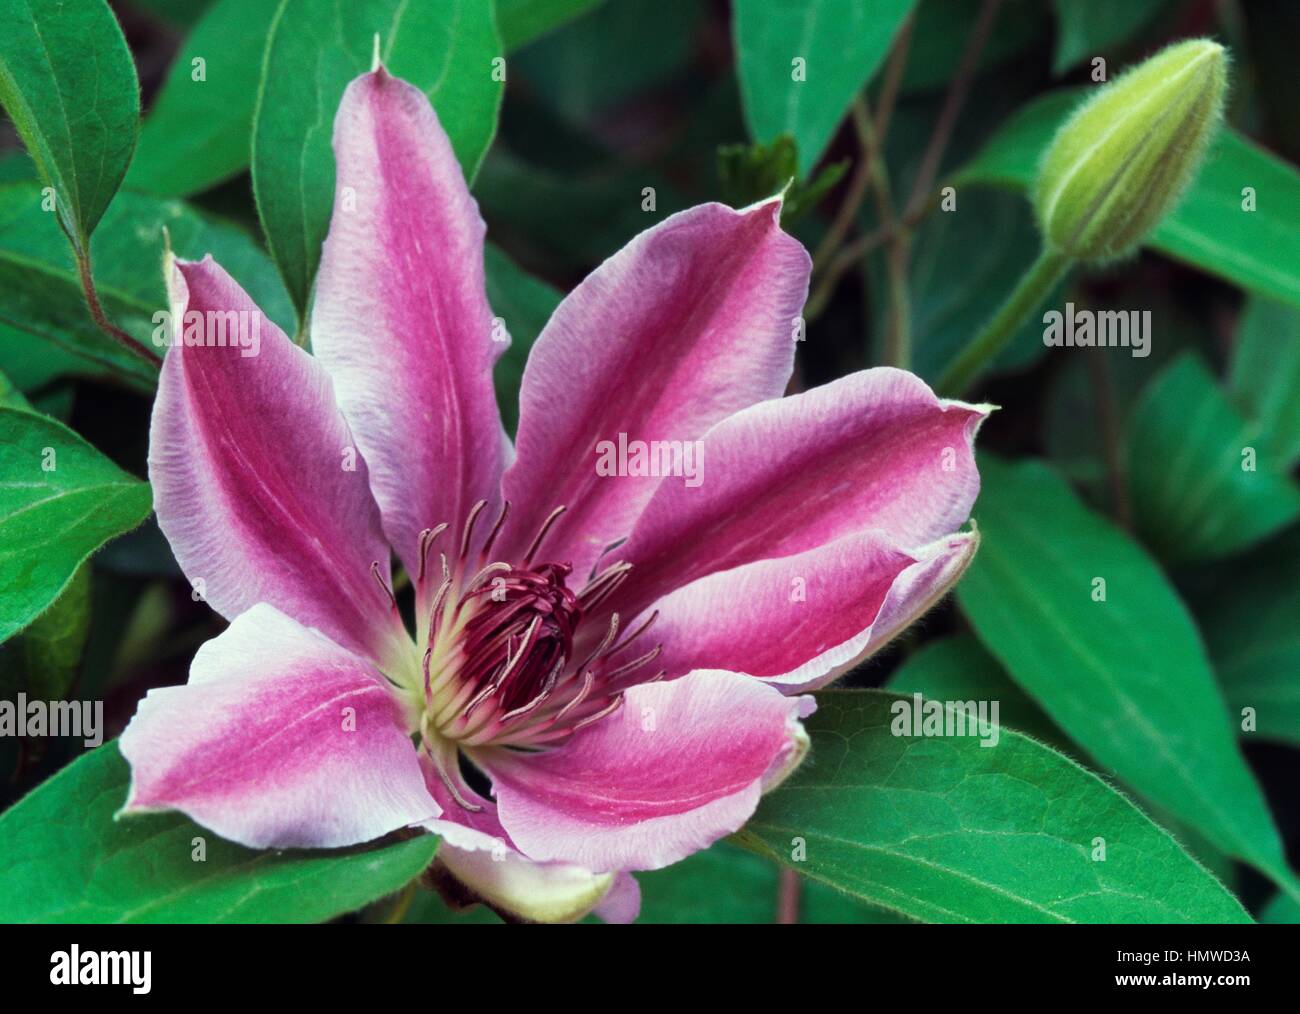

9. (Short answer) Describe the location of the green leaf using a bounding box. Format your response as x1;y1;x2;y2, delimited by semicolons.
899;0;1049;94
715;135;847;226
403;841;902;923
475;150;686;270
125;0;282;197
737;690;1249;923
485;244;560;437
0;742;439;922
733;0;916;175
1261;891;1300;924
887;633;1067;750
1127;354;1300;563
252;0;504;318
957;455;1296;893
0;365;33;411
511;0;700;126
956;90;1300;310
1;561;91;702
868;188;1070;383
1229;296;1300;467
497;0;604;52
635;842;901;923
1190;528;1300;746
1050;0;1168;75
0;408;151;643
889;635;1240;888
0;0;139;250
0;182;291;387
129;0;216;27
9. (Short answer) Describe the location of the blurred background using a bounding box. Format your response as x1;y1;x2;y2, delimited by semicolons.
2;0;1298;922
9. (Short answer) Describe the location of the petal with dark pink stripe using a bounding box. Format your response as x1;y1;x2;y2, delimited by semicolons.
610;368;987;618
120;605;436;849
498;199;811;582
419;757;633;923
148;256;405;665
479;670;813;873
312;69;505;576
649;530;980;691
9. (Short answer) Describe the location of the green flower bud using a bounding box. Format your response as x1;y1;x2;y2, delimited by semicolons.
1033;38;1228;264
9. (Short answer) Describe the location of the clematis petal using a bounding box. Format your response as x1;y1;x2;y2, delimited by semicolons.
312;68;505;576
649;530;979;692
419;758;626;923
478;670;813;873
120;605;437;849
498;199;811;581
149;256;406;666
434;844;623;924
592;872;641;924
609;367;987;618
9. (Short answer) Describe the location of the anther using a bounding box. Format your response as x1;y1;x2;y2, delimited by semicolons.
428;750;484;812
522;505;567;566
481;499;511;559
416;523;449;585
460;499;489;562
370;561;399;612
572;693;625;732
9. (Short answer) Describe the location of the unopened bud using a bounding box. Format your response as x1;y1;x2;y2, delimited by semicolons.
1033;39;1227;263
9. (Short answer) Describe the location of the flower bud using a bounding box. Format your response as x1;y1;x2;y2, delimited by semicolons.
1033;38;1227;263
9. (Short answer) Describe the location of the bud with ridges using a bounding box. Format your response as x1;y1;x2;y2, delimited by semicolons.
1033;38;1228;264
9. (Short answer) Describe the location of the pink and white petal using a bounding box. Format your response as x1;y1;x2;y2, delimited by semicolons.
418;764;625;924
418;747;510;855
610;367;988;618
120;605;437;849
649;530;979;693
149;256;405;665
479;670;813;873
498;199;811;581
435;842;622;924
593;872;641;924
312;69;505;576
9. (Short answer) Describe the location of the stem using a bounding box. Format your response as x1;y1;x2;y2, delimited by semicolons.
76;253;162;367
852;109;912;368
900;0;1003;224
936;246;1072;397
805;0;999;323
883;233;912;369
776;867;801;924
811;15;914;272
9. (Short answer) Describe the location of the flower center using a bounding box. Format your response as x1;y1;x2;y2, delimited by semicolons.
412;501;663;803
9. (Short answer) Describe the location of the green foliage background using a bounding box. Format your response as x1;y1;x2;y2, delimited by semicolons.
1;0;1298;924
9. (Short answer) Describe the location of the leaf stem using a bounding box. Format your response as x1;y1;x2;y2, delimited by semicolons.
936;246;1073;397
75;253;162;367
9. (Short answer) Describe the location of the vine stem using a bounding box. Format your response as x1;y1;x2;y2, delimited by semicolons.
810;14;914;274
936;246;1073;397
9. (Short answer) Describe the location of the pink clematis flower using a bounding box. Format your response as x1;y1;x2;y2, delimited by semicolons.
119;67;986;923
